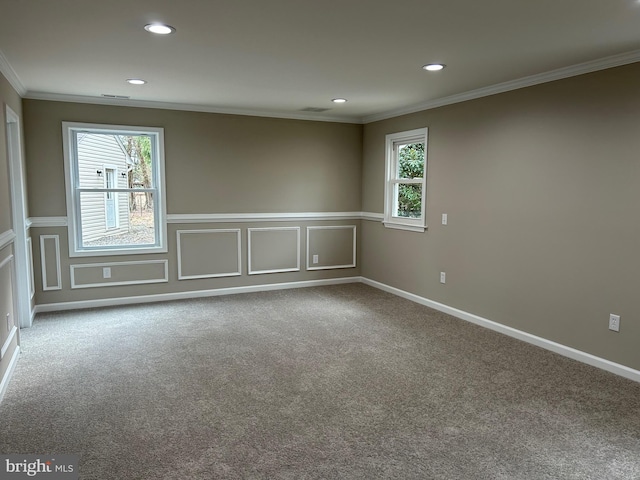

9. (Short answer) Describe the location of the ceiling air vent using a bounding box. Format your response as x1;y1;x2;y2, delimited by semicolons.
300;107;330;112
101;94;130;99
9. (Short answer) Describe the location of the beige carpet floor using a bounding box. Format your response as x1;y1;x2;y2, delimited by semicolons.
1;284;639;479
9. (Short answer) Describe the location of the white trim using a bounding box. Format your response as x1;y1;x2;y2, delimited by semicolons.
0;345;20;405
24;92;361;124
8;49;640;125
35;276;362;313
382;221;426;233
384;128;428;232
361;277;640;384
167;211;365;223
40;235;62;291
28;273;639;383
1;326;18;359
0;49;27;96
0;253;13;271
26;237;35;299
363;49;640;123
29;211;372;225
70;259;169;289
62;122;168;258
248;227;301;275
0;230;15;250
28;217;68;228
5;105;32;328
306;225;357;271
20;50;640;125
177;229;242;280
362;212;384;222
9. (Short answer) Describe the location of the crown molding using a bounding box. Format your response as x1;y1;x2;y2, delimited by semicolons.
22;91;362;124
0;49;27;96
362;49;640;123
8;48;640;125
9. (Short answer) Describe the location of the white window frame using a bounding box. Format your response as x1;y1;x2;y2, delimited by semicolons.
383;127;428;232
62;122;168;257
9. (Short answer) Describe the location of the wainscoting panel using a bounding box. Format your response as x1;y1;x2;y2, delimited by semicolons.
177;229;242;280
40;235;62;291
306;225;356;271
248;227;300;275
26;237;35;299
0;230;15;250
70;260;169;289
0;254;16;359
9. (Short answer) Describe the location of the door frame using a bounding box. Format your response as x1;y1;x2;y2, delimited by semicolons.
6;105;32;328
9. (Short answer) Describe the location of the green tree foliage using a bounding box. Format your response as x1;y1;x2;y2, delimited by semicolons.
121;135;153;211
397;143;424;217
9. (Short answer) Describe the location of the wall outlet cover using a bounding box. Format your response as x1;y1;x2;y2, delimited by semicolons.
609;314;620;332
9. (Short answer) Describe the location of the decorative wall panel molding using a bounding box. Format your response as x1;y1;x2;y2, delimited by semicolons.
177;229;242;280
248;227;300;275
0;230;15;250
70;260;169;289
26;237;34;298
40;235;62;291
306;225;357;271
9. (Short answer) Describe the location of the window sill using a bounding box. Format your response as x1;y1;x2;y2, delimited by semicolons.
382;221;426;233
69;245;168;258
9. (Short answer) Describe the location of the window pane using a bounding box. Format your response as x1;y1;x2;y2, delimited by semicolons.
394;183;422;218
76;133;132;189
119;135;155;189
79;192;156;248
396;142;425;179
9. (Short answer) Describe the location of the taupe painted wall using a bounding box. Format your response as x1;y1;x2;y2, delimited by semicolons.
23;101;363;304
16;63;640;373
0;71;23;389
361;63;640;371
23;101;363;216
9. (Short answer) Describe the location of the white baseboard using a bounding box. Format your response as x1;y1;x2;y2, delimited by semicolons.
34;276;362;314
30;275;639;383
0;346;20;405
361;277;640;384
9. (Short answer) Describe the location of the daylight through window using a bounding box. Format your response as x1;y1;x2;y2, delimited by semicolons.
384;128;428;232
62;123;167;256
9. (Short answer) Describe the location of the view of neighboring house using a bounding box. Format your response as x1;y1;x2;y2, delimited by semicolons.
76;133;131;244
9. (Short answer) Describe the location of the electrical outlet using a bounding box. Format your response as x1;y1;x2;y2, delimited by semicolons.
609;314;620;332
442;213;448;225
103;267;111;279
312;255;319;264
440;272;446;284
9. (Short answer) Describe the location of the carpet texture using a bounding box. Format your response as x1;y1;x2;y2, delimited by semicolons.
1;284;639;479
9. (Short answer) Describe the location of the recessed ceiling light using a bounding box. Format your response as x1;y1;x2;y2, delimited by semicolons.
126;78;147;85
144;23;175;35
332;98;347;104
422;64;446;72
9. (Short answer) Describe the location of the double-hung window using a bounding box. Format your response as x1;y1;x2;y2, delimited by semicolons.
383;128;428;232
62;122;167;257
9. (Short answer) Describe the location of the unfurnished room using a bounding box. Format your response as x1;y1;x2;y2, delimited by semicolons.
0;1;639;479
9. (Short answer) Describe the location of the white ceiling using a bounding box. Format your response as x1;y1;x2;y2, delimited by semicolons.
1;0;640;123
